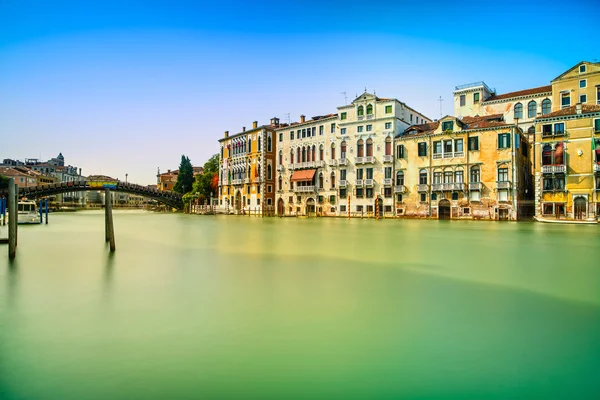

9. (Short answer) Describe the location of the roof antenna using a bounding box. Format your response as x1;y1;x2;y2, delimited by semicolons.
340;92;347;105
284;113;291;124
438;96;444;119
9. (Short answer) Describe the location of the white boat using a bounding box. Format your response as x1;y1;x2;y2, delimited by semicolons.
17;200;41;224
534;216;598;225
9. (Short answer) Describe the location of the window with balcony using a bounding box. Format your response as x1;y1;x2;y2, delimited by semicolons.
319;173;324;189
341;141;347;159
366;104;373;115
444;140;453;154
542;143;564;166
561;92;570;108
279;151;283;165
331;172;335;189
341;112;347;120
340;169;347;181
543;175;565;191
384;167;392;179
357;106;364;116
385;105;392;113
433;172;442;184
443;171;453;184
357;139;364;157
419;169;427;184
455;139;463;153
442;121;454;132
460;95;466;106
319;144;324;161
514;103;523;119
366;168;373;179
301;147;306;162
396;171;404;186
468;136;479;151
418;142;427;157
433;141;442;156
396;144;405;158
312;145;316;162
385;137;392;155
366;138;373;157
356;168;364;180
498;133;511;149
542;99;551;115
528;101;537;118
498;168;509;182
455;170;464;183
331;143;336;159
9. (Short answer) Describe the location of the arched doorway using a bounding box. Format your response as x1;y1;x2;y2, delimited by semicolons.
438;199;451;220
277;198;284;216
234;191;242;213
574;197;587;220
306;198;316;215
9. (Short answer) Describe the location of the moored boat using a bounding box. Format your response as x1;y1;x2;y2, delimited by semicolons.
534;216;598;224
17;200;41;224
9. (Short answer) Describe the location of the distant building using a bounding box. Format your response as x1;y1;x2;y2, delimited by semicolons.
157;167;203;192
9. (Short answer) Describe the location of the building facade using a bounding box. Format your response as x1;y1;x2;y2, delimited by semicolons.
218;120;278;214
394;114;532;220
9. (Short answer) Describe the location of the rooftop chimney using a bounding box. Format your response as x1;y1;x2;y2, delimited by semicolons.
242;127;246;132
576;103;582;115
253;121;258;129
270;117;280;127
300;114;306;123
224;130;229;138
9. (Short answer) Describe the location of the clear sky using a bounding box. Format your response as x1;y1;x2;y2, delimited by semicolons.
1;0;598;185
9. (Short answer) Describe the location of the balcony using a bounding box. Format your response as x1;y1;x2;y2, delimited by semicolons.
328;159;338;167
394;185;407;193
417;184;429;192
433;153;442;159
383;178;393;186
339;158;348;166
253;177;261;183
317;160;326;168
366;114;374;120
356;179;364;186
364;156;374;164
431;183;443;192
276;165;284;172
595;164;600;173
355;157;364;164
339;180;347;188
451;182;465;191
287;164;295;170
469;182;482;191
232;179;243;185
306;161;316;168
358;116;364;120
454;151;464;158
382;155;393;163
542;164;566;174
365;179;374;187
295;186;315;193
497;181;511;189
542;130;566;138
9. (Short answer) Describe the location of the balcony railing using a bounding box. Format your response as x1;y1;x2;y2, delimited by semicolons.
358;116;364;120
382;155;393;163
339;158;348;166
451;182;465;191
542;164;566;174
469;182;482;191
295;186;315;193
542;130;566;138
595;163;600;173
431;183;443;191
417;184;429;192
365;179;374;187
317;160;326;168
356;179;364;186
232;179;243;185
454;151;464;158
355;157;364;164
394;185;407;193
433;153;442;159
497;181;511;189
364;156;374;163
328;159;338;167
287;164;295;170
366;114;374;120
383;178;393;186
339;180;347;187
276;165;284;172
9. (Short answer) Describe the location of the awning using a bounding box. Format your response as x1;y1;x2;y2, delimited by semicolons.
290;169;317;182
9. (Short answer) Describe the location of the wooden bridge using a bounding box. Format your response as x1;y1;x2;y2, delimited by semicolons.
0;180;184;210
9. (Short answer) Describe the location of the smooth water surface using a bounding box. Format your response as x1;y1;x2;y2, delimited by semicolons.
1;211;599;399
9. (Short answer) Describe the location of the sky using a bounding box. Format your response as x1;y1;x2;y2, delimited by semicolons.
1;0;598;185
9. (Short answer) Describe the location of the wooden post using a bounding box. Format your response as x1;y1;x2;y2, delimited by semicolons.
8;179;17;259
105;189;115;252
45;199;49;224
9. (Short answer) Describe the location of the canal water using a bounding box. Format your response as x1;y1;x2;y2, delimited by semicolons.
1;211;599;399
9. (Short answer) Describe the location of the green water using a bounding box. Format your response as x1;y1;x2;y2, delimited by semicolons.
1;211;599;399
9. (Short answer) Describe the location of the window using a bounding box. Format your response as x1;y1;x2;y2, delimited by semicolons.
460;94;466;106
514;103;523;119
357;126;363;133
331;143;336;160
561;92;570;108
278;177;282;191
330;172;335;189
433;141;442;155
580;64;586;73
267;185;272;193
340;188;346;198
498;133;511;149
597;87;600;104
555;123;565;135
366;104;373;115
410;114;413;122
258;137;262;151
468;137;479;151
366;125;372;131
498;168;509;182
396;144;405;158
542;99;551;115
420;193;427;202
279;151;283;165
312;127;316;137
319;173;324;189
267;135;272;152
356;168;364;180
385;122;392;129
385;137;392;155
595;119;600;133
357;106;364;116
357;140;364;157
541;143;564;166
543;175;565;191
385;105;392;113
418;142;427;157
341;141;347;159
302;129;306;138
580;79;587;88
279;133;283;142
356;189;363;198
340;128;346;135
473;92;480;103
443;140;453;154
397;194;403;202
319;145;324;161
528;101;537;118
366;168;373;179
331;123;336;133
366;138;373;156
498;190;508;202
419;169;427;184
340;205;346;212
366;188;374;199
455;170;464;183
396;171;404;186
433;172;442;184
290;150;294;164
470;191;481;202
470;166;480;182
451;192;459;201
580;94;587;103
442;121;454;132
431;193;437;201
454;139;463;153
341;112;347;120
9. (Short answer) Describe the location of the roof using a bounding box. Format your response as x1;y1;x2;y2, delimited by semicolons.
399;115;512;137
484;85;552;102
536;104;600;119
552;61;600;82
278;114;337;129
290;169;317;182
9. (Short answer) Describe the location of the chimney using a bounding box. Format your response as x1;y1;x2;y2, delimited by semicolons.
576;103;582;115
224;130;229;138
300;114;306;123
253;121;258;129
270;117;280;127
242;127;246;132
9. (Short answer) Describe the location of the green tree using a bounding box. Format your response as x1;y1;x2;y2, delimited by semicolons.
0;175;9;189
173;155;194;194
191;154;219;200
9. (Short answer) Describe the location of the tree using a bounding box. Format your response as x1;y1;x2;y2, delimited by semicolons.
173;155;194;194
0;175;9;189
191;154;219;199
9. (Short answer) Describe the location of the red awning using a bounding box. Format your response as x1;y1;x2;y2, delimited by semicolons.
290;169;317;182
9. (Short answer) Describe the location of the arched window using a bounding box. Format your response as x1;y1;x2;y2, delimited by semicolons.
542;99;551;115
306;146;311;162
312;145;316;162
330;172;336;189
385;137;392;155
319;173;324;189
258;136;261;151
279;150;283;165
267;164;272;180
297;147;301;162
366;104;373;115
542;145;552;166
341;141;347;159
278;177;282;191
514;103;523;119
248;138;252;153
396;171;404;186
302;147;307;162
470;166;480;182
528;101;537;118
357;139;364;157
366;138;373;157
528;126;535;135
331;143;336;159
267;135;272;152
554;142;564;165
319;144;324;161
419;169;428;184
357;105;364;116
221;147;224;158
290;149;294;164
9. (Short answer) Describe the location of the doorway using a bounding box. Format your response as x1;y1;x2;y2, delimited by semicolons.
574;196;587;220
438;199;451;220
277;198;284;216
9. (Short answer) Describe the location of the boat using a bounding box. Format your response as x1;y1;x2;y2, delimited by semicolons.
17;200;41;224
534;216;598;224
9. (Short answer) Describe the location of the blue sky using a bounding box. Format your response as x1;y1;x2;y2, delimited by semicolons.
1;0;598;185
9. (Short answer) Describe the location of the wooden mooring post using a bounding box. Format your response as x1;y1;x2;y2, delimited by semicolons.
8;178;17;259
105;189;115;252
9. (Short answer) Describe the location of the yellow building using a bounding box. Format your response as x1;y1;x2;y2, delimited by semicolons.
218;119;279;214
534;103;600;220
395;115;532;220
